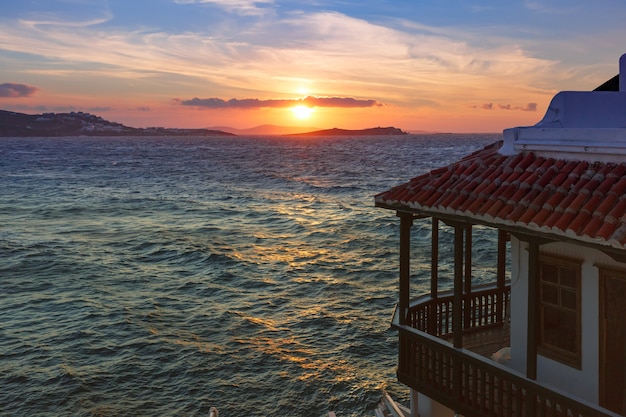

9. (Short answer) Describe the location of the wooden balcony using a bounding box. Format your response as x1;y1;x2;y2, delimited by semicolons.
393;286;621;417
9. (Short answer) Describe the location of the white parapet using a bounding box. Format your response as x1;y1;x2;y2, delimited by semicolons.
500;53;626;162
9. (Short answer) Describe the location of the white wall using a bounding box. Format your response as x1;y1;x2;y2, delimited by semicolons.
417;393;455;417
508;237;625;404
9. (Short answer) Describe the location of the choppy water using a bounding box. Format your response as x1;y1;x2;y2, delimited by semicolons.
0;134;499;417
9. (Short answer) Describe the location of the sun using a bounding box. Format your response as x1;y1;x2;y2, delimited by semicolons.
291;105;314;120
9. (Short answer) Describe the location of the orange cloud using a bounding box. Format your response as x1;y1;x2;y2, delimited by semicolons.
498;103;537;111
175;95;381;109
473;102;537;112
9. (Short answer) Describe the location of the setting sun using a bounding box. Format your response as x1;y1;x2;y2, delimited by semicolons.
291;105;314;120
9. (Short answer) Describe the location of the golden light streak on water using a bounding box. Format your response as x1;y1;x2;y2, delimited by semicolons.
235;335;361;383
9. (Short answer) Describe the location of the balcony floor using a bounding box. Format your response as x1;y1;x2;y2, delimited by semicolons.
442;323;510;359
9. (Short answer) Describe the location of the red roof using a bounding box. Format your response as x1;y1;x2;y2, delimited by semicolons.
375;141;626;249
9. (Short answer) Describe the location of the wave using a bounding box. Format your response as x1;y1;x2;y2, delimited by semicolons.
0;134;499;416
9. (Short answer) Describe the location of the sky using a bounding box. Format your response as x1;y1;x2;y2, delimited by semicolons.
1;0;626;132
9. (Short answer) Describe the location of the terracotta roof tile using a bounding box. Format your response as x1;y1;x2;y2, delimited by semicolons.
423;189;444;207
610;177;626;196
594;194;617;218
550;171;568;189
554;211;577;233
553;192;579;212
545;190;567;210
581;215;604;238
568;211;592;235
529;206;554;228
375;140;626;249
529;188;554;211
568;193;590;213
581;194;603;214
518;206;539;224
484;199;505;220
597;220;619;241
595;176;617;198
464;196;486;214
605;198;626;223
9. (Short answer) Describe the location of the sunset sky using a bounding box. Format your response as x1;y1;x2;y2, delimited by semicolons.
1;0;626;132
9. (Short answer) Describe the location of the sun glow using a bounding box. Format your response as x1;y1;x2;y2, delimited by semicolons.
291;105;314;120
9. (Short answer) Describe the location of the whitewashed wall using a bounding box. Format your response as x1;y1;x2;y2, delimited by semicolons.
508;237;625;404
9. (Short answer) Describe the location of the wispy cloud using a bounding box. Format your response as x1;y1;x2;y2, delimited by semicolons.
173;0;274;15
0;83;38;97
0;9;553;85
0;4;590;116
15;0;113;28
473;102;537;111
499;103;538;111
523;1;581;14
176;96;381;109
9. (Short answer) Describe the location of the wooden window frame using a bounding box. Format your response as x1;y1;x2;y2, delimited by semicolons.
598;266;626;414
537;254;582;369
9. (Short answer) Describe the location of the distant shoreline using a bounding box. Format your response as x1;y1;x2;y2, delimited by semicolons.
0;109;415;137
285;127;408;137
0;109;235;137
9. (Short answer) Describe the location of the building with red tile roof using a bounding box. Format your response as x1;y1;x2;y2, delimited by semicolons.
375;55;626;417
376;140;626;250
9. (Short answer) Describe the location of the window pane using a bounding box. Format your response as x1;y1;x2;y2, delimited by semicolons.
559;311;577;352
541;284;558;305
542;306;560;345
560;267;577;288
561;289;577;310
539;255;581;367
541;263;559;282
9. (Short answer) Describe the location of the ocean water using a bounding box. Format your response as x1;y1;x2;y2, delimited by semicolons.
0;134;499;417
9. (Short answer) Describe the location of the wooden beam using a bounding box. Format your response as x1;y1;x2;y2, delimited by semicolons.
464;224;472;295
431;218;439;298
429;218;439;335
464;225;472;329
398;212;413;326
512;232;554;246
453;224;464;349
601;249;626;264
496;230;508;323
527;240;540;380
497;230;507;290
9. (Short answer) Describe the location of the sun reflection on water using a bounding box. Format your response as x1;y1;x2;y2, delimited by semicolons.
235;335;357;383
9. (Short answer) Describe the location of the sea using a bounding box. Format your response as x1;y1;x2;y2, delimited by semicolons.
0;133;500;417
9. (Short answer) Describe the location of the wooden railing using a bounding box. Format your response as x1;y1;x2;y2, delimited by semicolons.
393;287;621;417
407;285;510;337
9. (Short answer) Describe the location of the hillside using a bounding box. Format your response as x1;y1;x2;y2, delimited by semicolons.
0;110;234;137
286;127;408;137
210;124;321;136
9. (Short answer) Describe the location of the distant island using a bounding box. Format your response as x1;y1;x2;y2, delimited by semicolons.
0;109;410;137
0;110;234;137
287;127;408;136
210;124;321;136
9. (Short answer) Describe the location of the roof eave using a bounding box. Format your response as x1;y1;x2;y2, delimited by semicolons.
375;199;626;256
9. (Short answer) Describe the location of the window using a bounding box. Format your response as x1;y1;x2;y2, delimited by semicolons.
538;254;581;368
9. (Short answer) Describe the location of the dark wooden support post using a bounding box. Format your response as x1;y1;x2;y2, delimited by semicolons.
464;225;472;294
431;218;439;298
428;217;439;335
463;225;472;328
453;224;464;349
452;223;465;409
398;212;413;326
496;230;507;322
527;239;540;380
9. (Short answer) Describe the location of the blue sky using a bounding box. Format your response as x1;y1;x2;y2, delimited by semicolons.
1;0;625;131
